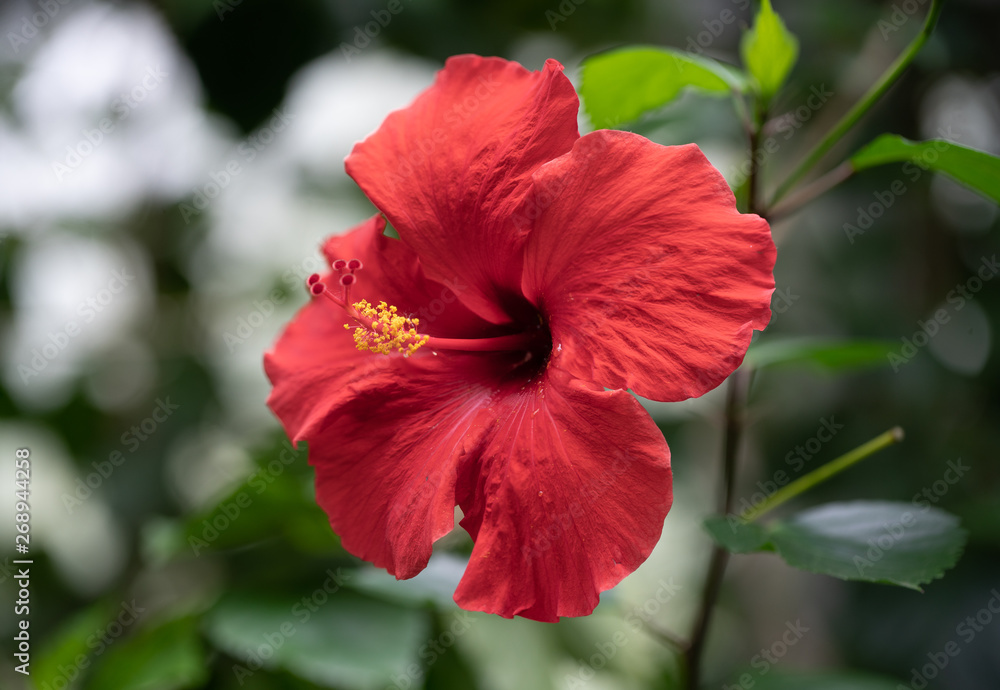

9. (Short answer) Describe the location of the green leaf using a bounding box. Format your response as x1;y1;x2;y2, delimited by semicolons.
32;603;113;690
745;671;902;690
768;502;965;589
86;617;207;690
177;442;340;559
703;515;771;553
851;134;1000;204
744;337;898;371
740;0;799;102
580;47;743;129
704;502;966;589
203;590;429;689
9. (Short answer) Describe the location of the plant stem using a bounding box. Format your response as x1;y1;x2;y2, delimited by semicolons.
746;100;767;214
683;90;770;687
766;161;853;222
769;0;944;207
747;122;762;215
741;426;905;523
684;368;749;689
645;621;692;655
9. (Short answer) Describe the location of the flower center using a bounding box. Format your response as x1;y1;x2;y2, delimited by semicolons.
307;260;545;358
349;299;429;356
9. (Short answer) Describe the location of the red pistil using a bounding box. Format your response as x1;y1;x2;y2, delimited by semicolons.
307;265;539;354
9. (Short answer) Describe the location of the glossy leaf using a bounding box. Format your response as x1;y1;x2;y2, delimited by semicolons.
745;337;898;371
851;134;1000;204
705;501;966;589
740;0;799;102
703;515;771;553
203;590;429;688
769;501;965;589
580;47;742;129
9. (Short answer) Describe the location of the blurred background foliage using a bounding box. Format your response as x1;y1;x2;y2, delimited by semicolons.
0;0;999;688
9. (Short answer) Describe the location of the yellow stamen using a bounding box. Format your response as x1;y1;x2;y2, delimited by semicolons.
348;299;429;357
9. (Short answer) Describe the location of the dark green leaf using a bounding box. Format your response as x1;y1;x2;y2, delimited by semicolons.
86;617;207;690
703;515;771;553
203;590;429;689
580;47;742;129
768;501;966;589
740;0;799;102
851;134;1000;204
704;502;966;589
745;337;898;371
178;449;339;558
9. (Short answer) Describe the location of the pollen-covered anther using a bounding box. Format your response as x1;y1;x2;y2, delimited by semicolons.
349;299;429;357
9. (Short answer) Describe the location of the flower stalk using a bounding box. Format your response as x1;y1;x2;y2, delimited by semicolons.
685;88;766;690
769;0;944;207
741;426;905;523
683;368;749;689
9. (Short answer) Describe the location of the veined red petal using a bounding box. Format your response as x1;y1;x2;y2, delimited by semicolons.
346;55;580;325
305;354;499;578
521;130;776;402
322;214;495;339
264;279;371;446
454;370;672;622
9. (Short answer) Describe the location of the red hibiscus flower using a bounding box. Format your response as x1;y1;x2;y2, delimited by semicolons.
265;55;775;622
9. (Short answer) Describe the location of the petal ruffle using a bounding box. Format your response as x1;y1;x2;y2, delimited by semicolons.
454;370;672;622
346;55;580;325
520;130;776;402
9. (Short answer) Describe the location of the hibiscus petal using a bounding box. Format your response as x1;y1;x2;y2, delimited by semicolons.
265;214;493;444
346;55;580;325
454;370;672;622
305;353;498;579
520;130;776;402
263;275;372;446
322;214;495;339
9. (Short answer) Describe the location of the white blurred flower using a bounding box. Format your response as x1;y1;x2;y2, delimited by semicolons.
0;2;229;226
